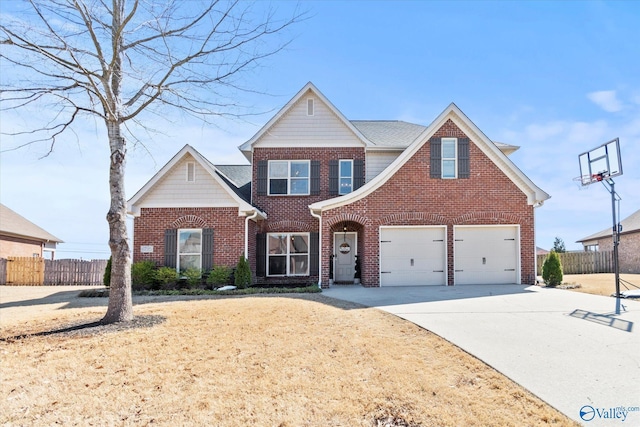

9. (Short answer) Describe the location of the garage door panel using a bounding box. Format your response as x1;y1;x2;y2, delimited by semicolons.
454;226;519;285
380;227;446;286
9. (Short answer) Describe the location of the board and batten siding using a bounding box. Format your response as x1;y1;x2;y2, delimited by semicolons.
137;154;238;208
253;92;365;148
366;151;403;182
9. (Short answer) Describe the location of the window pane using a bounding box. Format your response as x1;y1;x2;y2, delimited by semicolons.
290;235;309;253
179;255;200;272
269;179;287;194
442;160;456;178
179;230;201;253
339;178;352;194
268;234;287;254
442;140;456;159
290;162;309;178
289;255;309;275
339;160;352;177
269;161;288;178
268;256;286;275
290;178;308;194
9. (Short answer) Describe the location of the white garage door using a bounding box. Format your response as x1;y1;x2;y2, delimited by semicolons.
454;226;519;285
380;226;446;286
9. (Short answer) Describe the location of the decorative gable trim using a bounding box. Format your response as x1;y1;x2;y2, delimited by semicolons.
127;144;266;219
310;103;550;212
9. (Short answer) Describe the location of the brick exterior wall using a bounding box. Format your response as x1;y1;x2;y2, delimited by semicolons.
318;119;535;287
590;232;640;274
0;235;43;258
132;207;246;270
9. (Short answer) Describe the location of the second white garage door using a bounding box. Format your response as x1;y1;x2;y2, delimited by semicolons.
454;225;520;285
380;226;446;286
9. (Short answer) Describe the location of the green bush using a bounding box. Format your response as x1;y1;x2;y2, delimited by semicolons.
155;266;179;289
234;254;251;289
183;268;202;289
103;256;112;287
131;260;157;290
206;265;232;288
542;250;563;287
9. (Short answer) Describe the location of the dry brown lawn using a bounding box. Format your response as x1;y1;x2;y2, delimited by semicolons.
0;292;579;426
557;273;640;296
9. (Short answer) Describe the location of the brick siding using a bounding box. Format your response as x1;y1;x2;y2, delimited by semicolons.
592;232;640;274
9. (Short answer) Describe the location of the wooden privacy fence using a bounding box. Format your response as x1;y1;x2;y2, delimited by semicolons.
537;251;613;275
0;258;108;286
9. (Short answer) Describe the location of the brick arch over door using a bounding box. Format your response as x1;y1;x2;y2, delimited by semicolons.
376;212;447;226
452;211;525;225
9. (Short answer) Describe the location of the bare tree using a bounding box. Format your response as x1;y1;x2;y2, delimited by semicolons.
0;0;303;323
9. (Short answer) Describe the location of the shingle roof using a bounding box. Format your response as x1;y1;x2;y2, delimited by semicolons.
350;120;426;148
0;203;63;243
577;208;640;242
214;165;252;188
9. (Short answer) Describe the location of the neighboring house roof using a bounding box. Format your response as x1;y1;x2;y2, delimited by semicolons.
577;208;640;243
0;203;63;243
536;247;549;255
310;102;550;212
127;145;265;219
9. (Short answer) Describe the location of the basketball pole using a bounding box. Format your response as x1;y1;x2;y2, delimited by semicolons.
603;178;621;315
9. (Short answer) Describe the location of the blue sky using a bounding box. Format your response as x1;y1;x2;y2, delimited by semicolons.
1;0;639;259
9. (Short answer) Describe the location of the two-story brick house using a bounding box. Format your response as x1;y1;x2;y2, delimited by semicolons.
128;82;550;287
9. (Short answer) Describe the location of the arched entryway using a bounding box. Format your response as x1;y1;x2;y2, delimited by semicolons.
330;221;363;284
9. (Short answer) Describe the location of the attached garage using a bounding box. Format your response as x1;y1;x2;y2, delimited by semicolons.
454;225;520;285
380;226;446;286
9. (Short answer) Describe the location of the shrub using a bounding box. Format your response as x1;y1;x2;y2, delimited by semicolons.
131;260;156;291
234;254;251;289
155;267;179;289
103;256;112;287
206;265;233;288
542;250;563;287
183;268;202;289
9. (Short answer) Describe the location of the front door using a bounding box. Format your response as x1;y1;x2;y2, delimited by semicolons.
334;232;357;282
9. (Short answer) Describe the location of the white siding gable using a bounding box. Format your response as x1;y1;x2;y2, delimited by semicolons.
253;91;365;148
366;151;403;182
136;154;238;209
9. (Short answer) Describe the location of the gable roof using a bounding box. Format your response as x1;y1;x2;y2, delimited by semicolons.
239;82;373;157
0;204;63;243
310;102;550;212
577;209;640;243
127;145;265;218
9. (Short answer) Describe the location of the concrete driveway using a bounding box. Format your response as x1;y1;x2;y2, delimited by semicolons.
323;284;640;426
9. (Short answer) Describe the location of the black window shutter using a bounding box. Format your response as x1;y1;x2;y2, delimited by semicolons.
458;138;470;179
310;232;319;276
430;138;442;179
257;161;268;195
202;228;214;271
310;160;321;195
353;159;364;190
329;160;339;195
164;229;177;268
256;233;266;277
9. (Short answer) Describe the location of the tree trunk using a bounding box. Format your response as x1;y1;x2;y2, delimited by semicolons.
102;120;133;324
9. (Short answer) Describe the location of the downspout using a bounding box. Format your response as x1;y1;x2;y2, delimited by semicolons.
310;209;322;289
244;211;259;261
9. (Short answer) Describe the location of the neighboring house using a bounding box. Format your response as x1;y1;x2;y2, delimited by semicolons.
128;82;550;287
536;247;549;256
577;209;640;274
0;203;63;259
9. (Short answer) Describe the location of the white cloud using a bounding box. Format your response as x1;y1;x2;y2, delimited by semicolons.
587;90;623;112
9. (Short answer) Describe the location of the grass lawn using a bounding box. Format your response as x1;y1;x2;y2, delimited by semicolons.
0;293;578;426
552;273;640;296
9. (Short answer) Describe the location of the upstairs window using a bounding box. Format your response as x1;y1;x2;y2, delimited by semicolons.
339;159;353;194
268;160;310;195
441;138;457;179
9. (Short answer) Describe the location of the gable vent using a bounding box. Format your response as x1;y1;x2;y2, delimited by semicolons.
307;98;314;116
186;162;195;182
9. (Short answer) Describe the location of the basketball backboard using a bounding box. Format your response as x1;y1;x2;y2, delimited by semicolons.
578;138;622;186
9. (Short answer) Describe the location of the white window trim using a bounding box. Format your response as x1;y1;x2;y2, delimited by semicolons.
186;162;195;182
338;159;353;195
266;232;310;277
177;228;202;272
441;137;457;179
267;160;311;196
307;98;314;116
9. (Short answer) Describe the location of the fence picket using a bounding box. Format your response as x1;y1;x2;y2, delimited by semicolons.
0;258;107;286
537;251;613;275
